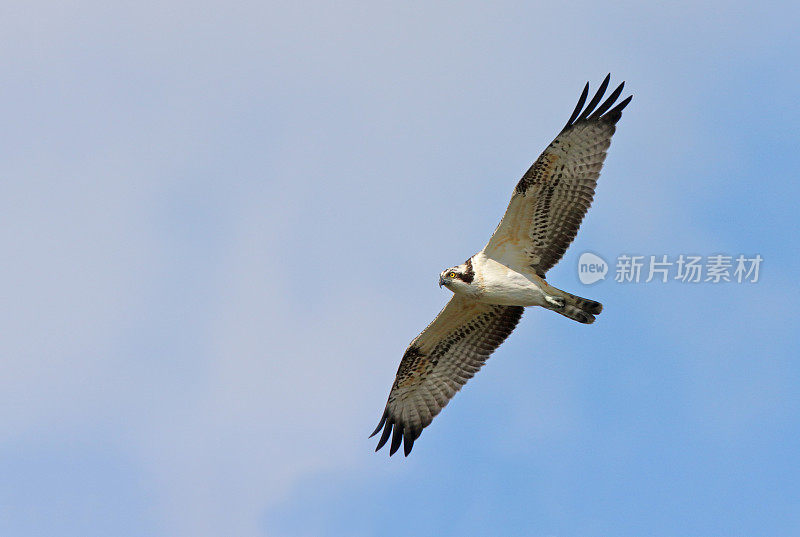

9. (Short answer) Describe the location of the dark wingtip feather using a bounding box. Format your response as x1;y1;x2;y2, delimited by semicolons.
389;424;404;456
563;75;633;129
375;420;393;451
369;409;388;438
564;82;589;130
403;431;415;456
589;81;625;120
575;73;610;123
602;94;633;124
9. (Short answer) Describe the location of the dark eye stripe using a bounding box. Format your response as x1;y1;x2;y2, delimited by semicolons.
460;258;475;283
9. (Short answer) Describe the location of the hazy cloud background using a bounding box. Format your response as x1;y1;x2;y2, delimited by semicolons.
2;2;799;536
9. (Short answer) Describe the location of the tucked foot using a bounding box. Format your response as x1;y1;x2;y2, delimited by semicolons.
545;295;566;309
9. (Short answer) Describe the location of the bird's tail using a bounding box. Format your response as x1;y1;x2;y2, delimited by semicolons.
551;290;603;324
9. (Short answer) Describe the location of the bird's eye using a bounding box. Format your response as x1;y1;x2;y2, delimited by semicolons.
448;272;456;278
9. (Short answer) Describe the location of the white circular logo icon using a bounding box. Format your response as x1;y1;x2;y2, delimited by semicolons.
578;252;608;284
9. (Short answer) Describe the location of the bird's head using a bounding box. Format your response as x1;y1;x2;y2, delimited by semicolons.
438;258;475;293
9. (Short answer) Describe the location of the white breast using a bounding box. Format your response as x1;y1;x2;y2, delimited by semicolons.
472;252;549;307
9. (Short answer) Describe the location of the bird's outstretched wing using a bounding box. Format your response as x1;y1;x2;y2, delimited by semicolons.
483;74;632;277
371;295;523;456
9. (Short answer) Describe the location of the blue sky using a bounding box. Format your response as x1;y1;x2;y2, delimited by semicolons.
2;2;799;536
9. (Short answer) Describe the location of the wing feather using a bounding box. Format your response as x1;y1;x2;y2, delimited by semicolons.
484;75;632;276
575;73;610;122
371;295;523;456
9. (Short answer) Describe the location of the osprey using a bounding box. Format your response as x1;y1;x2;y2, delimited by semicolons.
372;75;632;456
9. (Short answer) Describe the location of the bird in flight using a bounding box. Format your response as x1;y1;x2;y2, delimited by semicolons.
371;75;632;456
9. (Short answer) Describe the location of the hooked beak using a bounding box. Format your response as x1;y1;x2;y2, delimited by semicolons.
439;275;446;288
